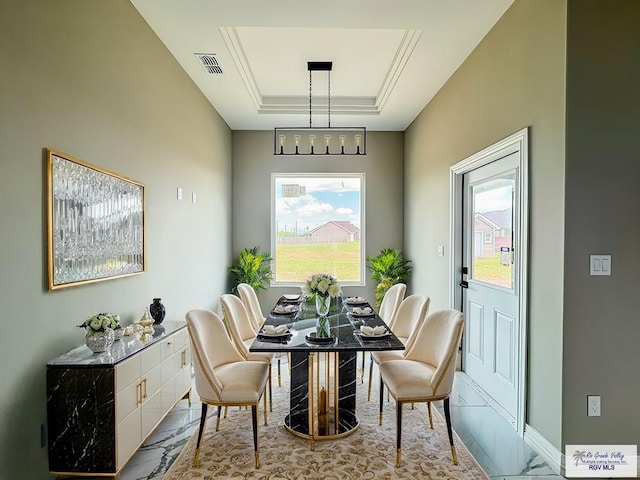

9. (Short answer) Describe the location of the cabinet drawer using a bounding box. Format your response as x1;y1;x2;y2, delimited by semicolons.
116;380;140;423
161;356;175;386
143;364;162;400
174;346;190;371
174;329;189;350
160;334;176;361
140;341;162;375
116;355;141;393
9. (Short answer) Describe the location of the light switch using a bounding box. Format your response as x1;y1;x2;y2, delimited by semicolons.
437;245;445;257
177;187;183;200
590;255;611;276
192;192;197;204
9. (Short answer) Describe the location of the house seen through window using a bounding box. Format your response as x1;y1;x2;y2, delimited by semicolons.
272;174;364;285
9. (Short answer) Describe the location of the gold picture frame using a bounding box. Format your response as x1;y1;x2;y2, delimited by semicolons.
46;148;145;290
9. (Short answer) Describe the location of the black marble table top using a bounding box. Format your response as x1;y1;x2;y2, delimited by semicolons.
250;296;404;353
47;320;187;368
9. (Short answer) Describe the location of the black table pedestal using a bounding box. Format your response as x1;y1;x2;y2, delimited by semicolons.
285;350;359;448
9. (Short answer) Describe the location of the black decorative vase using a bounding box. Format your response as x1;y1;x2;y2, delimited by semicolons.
149;298;166;324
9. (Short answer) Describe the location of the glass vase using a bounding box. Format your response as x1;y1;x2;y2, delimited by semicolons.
316;316;331;338
315;294;331;317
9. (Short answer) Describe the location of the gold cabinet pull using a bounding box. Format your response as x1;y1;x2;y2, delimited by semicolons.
136;382;142;405
181;349;187;368
142;378;148;400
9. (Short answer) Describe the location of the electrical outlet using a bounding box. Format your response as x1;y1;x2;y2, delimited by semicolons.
587;395;601;416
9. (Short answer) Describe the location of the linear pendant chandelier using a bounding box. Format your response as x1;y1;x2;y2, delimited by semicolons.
274;62;366;156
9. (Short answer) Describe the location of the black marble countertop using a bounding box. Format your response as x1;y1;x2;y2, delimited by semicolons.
250;297;405;353
47;321;186;368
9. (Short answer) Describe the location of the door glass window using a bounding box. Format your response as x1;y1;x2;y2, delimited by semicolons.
471;175;514;288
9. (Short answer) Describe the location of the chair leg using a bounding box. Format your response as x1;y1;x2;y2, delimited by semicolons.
268;363;273;412
360;351;365;383
223;406;228;418
193;403;208;467
263;390;268;425
251;404;260;468
378;376;384;425
216;405;222;432
443;397;458;465
427;401;434;429
367;354;374;401
396;401;403;467
277;357;282;387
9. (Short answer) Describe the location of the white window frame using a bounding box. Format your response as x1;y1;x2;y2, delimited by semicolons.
271;173;366;287
484;231;492;243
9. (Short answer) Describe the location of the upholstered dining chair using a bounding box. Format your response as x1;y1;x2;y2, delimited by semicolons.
237;282;287;387
378;309;464;467
367;294;430;401
220;293;274;411
360;283;406;382
378;283;407;328
185;309;269;469
237;283;264;332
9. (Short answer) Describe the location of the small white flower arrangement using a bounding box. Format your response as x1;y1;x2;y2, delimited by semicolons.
78;313;121;334
303;273;341;298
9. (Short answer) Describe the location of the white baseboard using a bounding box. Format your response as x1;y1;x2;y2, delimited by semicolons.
523;423;563;475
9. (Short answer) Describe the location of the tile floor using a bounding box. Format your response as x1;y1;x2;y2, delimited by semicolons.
119;361;565;480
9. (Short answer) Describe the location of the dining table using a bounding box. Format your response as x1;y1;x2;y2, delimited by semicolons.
249;294;404;449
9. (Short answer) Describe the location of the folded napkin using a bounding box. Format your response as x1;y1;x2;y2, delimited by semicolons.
262;324;289;335
273;304;298;314
360;325;387;336
347;296;366;303
353;306;373;315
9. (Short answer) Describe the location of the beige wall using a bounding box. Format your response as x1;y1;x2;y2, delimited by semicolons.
231;131;404;310
0;1;231;478
562;0;640;446
405;0;566;448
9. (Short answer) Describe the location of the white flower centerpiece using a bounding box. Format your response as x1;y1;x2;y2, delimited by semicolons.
78;313;122;353
303;273;341;337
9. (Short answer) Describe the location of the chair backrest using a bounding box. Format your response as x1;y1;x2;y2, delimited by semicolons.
237;283;264;332
378;283;406;328
185;309;245;402
405;309;464;397
220;293;257;358
391;294;430;344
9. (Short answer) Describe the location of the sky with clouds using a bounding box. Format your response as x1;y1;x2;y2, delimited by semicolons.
274;176;361;234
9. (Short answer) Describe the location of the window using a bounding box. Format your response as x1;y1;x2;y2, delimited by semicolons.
484;231;492;243
272;174;364;285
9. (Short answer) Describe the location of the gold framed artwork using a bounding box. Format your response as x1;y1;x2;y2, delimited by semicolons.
46;148;145;290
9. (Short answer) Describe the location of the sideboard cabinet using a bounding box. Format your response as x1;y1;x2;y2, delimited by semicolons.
47;321;191;476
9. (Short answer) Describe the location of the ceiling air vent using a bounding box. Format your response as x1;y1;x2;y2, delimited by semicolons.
195;53;223;75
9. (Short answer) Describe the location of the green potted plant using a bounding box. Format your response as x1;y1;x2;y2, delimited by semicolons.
229;247;273;293
366;248;412;307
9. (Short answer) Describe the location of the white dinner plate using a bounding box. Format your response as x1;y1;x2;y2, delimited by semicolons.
258;330;291;338
351;312;375;317
359;331;392;339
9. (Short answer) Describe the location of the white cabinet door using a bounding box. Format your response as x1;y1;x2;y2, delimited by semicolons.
141;389;163;438
117;407;141;470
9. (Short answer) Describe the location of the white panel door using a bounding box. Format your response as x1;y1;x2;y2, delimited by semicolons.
462;152;520;424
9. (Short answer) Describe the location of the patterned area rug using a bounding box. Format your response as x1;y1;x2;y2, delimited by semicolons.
164;371;488;480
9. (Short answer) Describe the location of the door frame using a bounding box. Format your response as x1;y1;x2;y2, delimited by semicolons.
449;127;529;436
